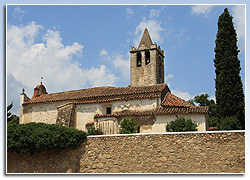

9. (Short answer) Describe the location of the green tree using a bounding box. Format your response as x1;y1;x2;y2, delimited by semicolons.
194;93;217;118
7;102;13;122
194;94;209;106
166;117;197;132
219;116;242;130
119;118;137;134
7;102;19;124
214;8;245;129
187;99;195;106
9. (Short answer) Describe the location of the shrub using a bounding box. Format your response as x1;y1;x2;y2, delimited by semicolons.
7;123;87;154
166;117;198;132
219;116;242;130
87;126;103;135
119;118;137;134
208;116;219;128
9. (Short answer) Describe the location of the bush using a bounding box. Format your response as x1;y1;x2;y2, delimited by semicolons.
7;123;87;154
208;116;219;128
87;126;103;135
219;116;242;130
119;118;137;134
166;117;198;132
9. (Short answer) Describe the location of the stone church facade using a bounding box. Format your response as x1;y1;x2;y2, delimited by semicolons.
20;28;209;134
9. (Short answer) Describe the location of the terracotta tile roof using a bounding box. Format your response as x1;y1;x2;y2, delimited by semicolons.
74;94;160;104
94;106;208;118
23;83;169;105
95;110;155;118
161;92;194;107
155;106;209;115
86;122;94;126
94;93;209;118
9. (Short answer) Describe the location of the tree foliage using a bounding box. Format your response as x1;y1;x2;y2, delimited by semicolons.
166;117;197;132
219;116;242;130
7;123;87;154
7;102;19;125
87;126;103;135
119;118;137;134
214;8;245;129
194;93;217;118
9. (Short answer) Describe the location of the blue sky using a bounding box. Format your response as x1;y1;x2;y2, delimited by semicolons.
6;4;245;114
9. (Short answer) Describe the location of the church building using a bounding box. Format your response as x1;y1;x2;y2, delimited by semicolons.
20;28;209;134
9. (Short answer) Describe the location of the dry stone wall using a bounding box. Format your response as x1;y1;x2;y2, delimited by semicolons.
7;131;244;173
81;131;244;173
7;143;86;173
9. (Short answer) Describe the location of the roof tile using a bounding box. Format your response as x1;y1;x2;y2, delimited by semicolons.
23;83;168;105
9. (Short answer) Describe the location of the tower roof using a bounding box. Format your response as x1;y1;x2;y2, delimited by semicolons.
138;28;153;49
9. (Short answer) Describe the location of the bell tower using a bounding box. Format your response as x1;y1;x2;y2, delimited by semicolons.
130;28;165;87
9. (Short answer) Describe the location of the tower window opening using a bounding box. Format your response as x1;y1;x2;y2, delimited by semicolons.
106;107;111;114
137;52;142;67
145;50;150;65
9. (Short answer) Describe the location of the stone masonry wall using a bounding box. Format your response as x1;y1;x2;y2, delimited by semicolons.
80;131;245;173
7;143;86;173
56;103;75;128
7;131;244;173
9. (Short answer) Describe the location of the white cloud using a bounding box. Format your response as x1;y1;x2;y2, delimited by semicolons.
134;19;164;47
126;7;134;16
231;5;245;54
112;54;130;78
165;74;174;88
171;89;194;101
86;65;118;87
149;9;160;19
7;21;118;112
7;74;24;115
174;28;191;45
165;74;174;81
99;48;108;56
99;49;130;79
191;5;214;17
12;7;26;21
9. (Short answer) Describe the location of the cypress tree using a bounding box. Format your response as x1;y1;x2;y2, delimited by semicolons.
214;8;245;129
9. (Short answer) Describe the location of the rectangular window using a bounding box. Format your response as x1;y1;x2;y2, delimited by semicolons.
137;52;142;67
145;50;150;65
106;107;111;114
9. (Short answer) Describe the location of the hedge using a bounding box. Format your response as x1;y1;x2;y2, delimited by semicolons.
7;123;87;154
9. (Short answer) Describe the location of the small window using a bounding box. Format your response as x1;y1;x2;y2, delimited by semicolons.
106;107;111;114
145;50;150;65
137;52;142;67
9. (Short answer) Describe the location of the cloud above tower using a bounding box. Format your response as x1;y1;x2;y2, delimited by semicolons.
7;21;118;99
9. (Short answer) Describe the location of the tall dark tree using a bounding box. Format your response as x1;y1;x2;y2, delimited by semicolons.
214;8;245;129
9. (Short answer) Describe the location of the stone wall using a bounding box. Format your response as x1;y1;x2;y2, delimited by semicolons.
7;143;86;173
81;131;245;173
130;49;164;87
56;103;76;127
7;131;245;173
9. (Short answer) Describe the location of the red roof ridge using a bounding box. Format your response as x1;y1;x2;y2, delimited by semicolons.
23;83;169;105
161;92;195;108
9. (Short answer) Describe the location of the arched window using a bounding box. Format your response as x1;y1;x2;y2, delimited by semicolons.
137;52;142;67
145;50;150;65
